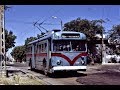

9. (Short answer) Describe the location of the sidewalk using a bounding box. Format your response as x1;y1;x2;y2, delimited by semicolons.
0;66;44;85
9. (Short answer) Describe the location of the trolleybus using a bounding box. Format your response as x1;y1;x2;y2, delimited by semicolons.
26;29;87;75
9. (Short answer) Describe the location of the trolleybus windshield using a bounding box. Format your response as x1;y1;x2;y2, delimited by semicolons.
53;40;86;52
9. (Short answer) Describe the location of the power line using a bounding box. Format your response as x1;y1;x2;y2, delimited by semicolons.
6;20;60;25
32;8;63;33
37;8;63;25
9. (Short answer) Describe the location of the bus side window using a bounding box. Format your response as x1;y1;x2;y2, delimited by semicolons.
45;43;47;52
31;47;32;53
41;44;44;52
37;44;39;53
39;44;42;53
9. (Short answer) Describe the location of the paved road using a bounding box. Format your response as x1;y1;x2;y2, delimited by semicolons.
6;62;84;85
6;62;120;85
77;64;120;85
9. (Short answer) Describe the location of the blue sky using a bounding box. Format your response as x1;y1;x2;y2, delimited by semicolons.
5;5;120;54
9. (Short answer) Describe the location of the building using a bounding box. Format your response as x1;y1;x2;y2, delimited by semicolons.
0;5;5;62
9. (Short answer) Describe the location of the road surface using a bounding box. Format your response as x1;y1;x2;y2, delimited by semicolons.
6;62;120;85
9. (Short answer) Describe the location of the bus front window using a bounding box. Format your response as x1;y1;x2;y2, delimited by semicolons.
71;41;86;51
53;40;86;52
53;40;71;51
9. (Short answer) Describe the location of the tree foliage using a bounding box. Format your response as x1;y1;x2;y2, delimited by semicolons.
11;45;26;62
109;24;120;37
108;24;120;55
11;36;38;62
25;36;37;45
63;18;105;40
5;29;17;52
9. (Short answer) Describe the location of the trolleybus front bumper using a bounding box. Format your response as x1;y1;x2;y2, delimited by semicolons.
50;66;87;73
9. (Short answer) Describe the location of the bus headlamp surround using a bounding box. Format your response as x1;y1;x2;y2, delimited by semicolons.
56;60;62;65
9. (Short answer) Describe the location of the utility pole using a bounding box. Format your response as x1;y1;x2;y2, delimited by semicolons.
1;5;7;77
3;5;8;77
60;20;63;31
101;8;106;64
0;5;3;76
1;5;10;77
0;5;6;76
101;26;106;64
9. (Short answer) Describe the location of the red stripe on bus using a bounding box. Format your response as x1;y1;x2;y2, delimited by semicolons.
26;53;87;66
52;53;72;65
35;53;47;56
72;52;87;65
26;54;32;56
51;53;87;65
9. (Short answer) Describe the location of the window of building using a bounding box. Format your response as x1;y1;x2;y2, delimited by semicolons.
41;44;44;52
2;48;4;53
39;44;42;53
1;22;3;28
2;34;3;39
2;27;3;32
2;41;4;46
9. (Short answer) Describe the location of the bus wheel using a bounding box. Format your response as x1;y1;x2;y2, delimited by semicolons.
30;61;34;71
43;59;48;76
30;64;34;71
43;68;48;76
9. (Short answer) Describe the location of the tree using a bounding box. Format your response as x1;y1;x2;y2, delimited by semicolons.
109;25;120;37
63;18;105;40
25;36;37;45
11;45;26;62
10;36;37;62
108;24;120;55
5;29;17;52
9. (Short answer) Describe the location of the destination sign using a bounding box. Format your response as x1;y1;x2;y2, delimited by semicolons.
61;34;80;38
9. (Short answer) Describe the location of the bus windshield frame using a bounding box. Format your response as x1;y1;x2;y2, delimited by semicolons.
53;40;87;52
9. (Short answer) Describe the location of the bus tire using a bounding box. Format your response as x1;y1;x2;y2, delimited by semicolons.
43;59;48;76
44;68;48;76
30;59;34;71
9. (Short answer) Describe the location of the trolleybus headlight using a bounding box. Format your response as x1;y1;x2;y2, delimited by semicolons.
57;60;61;65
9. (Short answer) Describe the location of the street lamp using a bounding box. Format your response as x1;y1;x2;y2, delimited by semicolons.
52;16;63;31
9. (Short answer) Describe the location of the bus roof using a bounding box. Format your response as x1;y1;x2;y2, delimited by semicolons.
28;30;86;45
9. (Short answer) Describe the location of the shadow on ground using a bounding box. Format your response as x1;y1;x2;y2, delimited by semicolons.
49;71;87;78
29;69;87;78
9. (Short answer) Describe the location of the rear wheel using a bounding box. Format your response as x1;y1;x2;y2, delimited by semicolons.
43;59;48;76
30;59;34;71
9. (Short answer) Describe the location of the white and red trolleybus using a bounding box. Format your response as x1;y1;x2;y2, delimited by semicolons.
26;29;87;75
